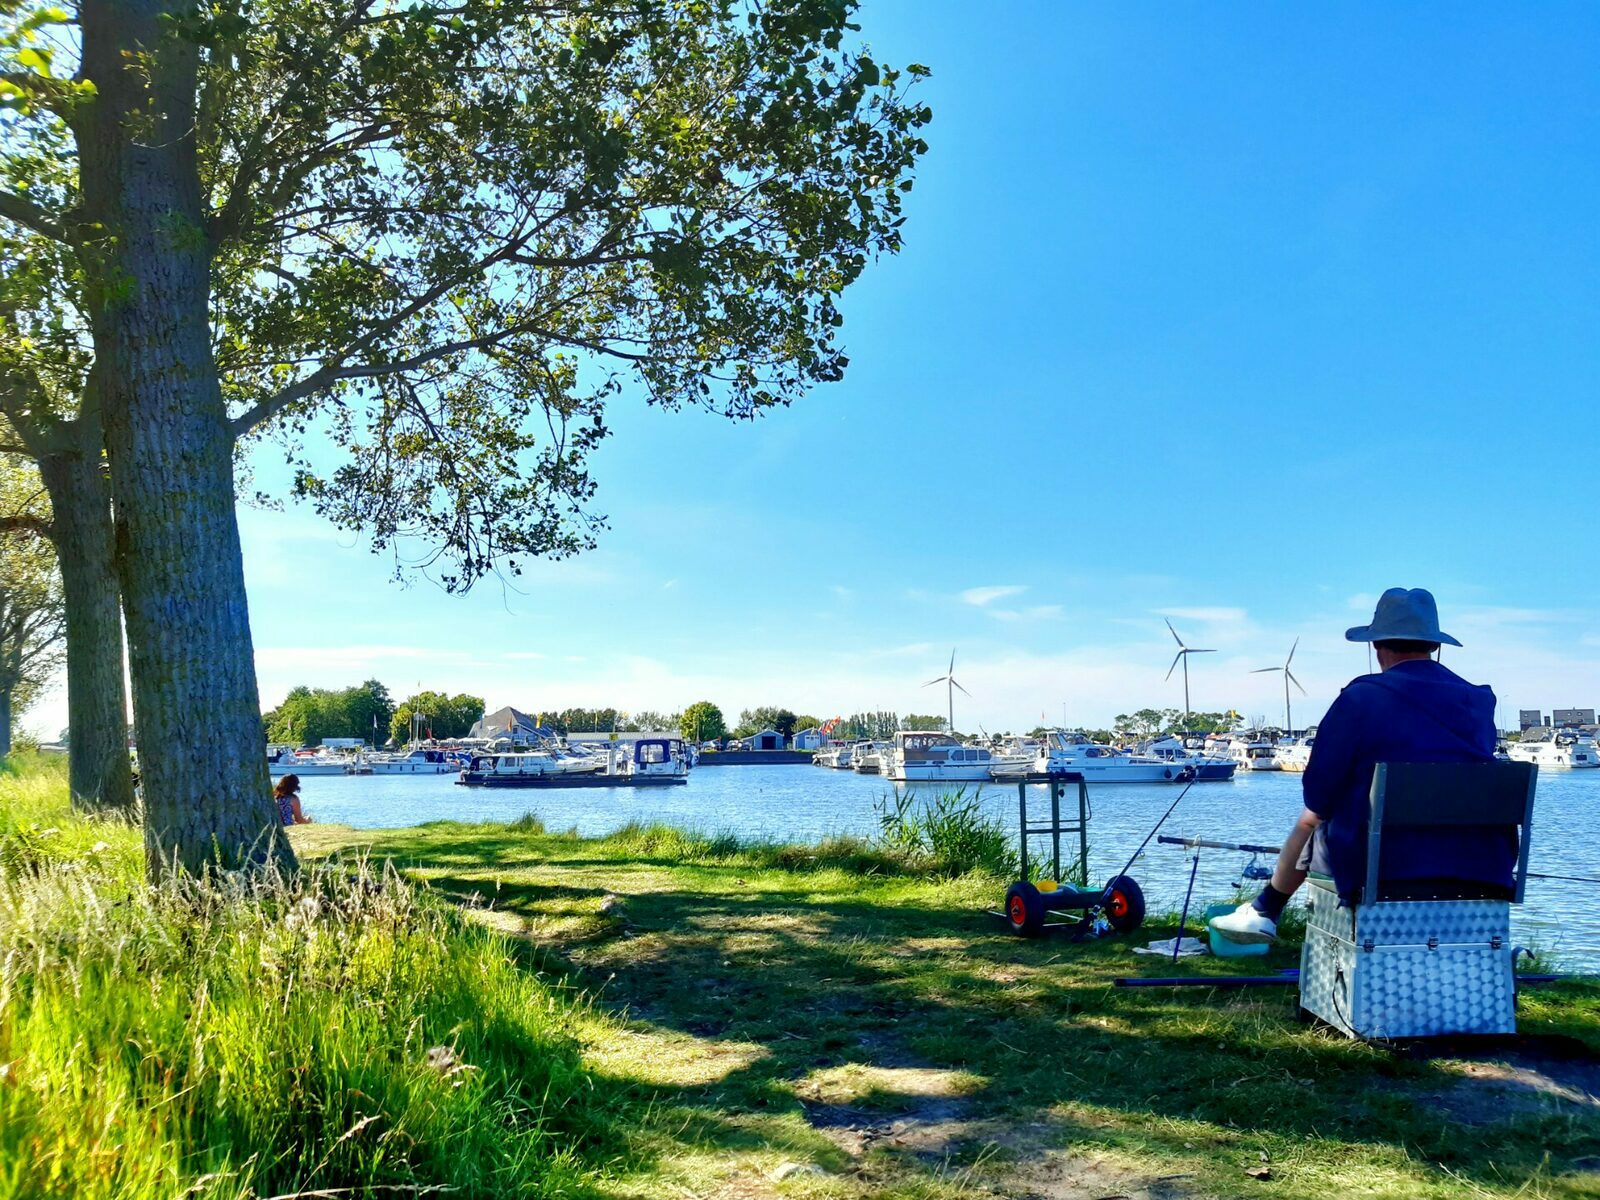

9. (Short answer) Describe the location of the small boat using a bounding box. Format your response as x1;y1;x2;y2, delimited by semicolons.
459;737;691;787
1223;733;1282;772
268;748;367;776
1141;734;1239;781
1507;730;1600;769
367;748;456;775
884;731;1013;783
1275;734;1314;773
815;743;855;769
990;730;1190;784
851;741;890;774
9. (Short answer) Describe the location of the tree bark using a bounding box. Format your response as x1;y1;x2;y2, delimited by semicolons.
35;448;136;814
0;687;11;757
78;2;290;875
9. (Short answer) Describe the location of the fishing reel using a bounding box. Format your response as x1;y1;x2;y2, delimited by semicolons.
1238;852;1273;885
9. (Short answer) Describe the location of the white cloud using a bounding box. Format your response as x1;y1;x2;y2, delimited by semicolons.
961;585;1026;607
1155;606;1247;623
989;605;1064;622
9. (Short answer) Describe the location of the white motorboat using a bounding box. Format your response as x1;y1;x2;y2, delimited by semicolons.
367;748;456;775
1276;736;1314;773
268;748;367;776
884;731;1016;783
851;741;890;774
815;743;855;769
1507;731;1600;769
1225;733;1282;772
460;736;690;786
990;730;1190;784
1141;734;1239;781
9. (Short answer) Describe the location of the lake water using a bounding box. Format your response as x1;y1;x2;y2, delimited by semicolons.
296;763;1600;967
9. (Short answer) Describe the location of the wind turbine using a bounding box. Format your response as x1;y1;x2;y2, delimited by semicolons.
1164;619;1216;722
923;649;971;735
1252;639;1307;734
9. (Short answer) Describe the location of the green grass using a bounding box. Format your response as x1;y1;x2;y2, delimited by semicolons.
297;812;1600;1200
6;753;1600;1198
0;754;603;1199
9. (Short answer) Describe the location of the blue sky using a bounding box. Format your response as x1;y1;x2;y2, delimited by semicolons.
31;4;1600;736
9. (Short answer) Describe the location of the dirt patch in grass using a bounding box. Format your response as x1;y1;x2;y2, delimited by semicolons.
1404;1040;1600;1126
1003;1151;1197;1200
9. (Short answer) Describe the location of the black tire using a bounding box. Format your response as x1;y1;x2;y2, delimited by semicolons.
1005;881;1047;937
1101;874;1146;934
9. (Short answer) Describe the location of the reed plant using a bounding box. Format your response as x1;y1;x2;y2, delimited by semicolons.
0;755;602;1200
873;787;1017;877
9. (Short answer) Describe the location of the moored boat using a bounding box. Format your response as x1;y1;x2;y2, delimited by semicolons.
884;731;1017;783
1141;734;1239;781
1507;730;1600;769
459;736;691;787
990;730;1191;783
367;748;456;775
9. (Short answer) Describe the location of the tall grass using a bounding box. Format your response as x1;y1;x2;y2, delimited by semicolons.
546;790;1019;880
0;755;603;1200
873;788;1017;877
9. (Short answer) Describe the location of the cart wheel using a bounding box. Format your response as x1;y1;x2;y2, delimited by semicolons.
1005;881;1047;937
1100;875;1146;934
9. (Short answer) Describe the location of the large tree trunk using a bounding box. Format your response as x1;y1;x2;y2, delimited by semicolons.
78;2;290;875
0;687;11;758
35;449;136;815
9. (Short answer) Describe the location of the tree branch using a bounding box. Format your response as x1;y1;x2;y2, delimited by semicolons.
0;514;52;539
0;189;66;242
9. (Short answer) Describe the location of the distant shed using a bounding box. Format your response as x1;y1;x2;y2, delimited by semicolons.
793;728;824;751
748;728;784;751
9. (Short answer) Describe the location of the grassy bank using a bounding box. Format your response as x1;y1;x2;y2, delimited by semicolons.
0;755;603;1199
5;757;1600;1198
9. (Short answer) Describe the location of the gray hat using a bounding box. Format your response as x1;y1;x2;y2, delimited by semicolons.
1345;587;1461;647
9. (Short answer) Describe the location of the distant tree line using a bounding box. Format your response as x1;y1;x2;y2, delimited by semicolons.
265;682;485;746
270;686;1230;750
264;680;395;746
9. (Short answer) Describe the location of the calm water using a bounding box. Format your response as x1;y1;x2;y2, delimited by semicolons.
296;764;1600;967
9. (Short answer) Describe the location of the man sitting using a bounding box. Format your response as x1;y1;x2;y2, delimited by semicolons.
1211;587;1508;943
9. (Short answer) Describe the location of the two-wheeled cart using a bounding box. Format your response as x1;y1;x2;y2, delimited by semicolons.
994;772;1146;939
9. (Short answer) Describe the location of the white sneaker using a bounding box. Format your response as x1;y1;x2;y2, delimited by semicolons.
1209;901;1278;944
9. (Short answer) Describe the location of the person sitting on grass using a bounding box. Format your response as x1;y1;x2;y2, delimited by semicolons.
1210;587;1506;943
274;773;313;826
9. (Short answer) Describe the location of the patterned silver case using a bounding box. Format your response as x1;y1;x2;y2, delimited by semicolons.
1299;881;1516;1039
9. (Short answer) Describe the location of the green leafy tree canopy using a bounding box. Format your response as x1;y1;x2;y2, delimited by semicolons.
680;701;726;744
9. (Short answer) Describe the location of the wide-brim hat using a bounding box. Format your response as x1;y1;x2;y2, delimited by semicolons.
1345;587;1461;647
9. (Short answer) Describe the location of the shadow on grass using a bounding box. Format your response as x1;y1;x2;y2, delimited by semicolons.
313;823;1600;1197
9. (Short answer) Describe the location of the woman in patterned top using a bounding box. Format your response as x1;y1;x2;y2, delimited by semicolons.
273;774;312;826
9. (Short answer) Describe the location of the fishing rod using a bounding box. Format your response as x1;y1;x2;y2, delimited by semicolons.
1074;771;1204;939
1159;836;1600;889
1115;969;1581;989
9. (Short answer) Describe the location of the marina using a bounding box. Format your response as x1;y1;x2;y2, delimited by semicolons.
291;762;1600;967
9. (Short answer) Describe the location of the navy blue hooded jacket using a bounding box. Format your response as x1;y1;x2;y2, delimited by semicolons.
1303;659;1510;899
